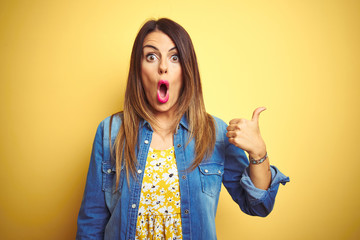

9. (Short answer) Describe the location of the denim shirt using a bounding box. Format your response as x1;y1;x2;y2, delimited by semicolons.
77;113;290;240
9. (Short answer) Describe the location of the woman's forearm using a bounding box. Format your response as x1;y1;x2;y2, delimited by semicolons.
248;152;271;190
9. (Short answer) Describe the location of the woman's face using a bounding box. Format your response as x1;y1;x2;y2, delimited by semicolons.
141;30;183;117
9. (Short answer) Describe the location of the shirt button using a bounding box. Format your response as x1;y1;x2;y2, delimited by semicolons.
204;169;209;173
107;169;112;174
184;209;189;214
218;170;221;174
182;175;186;180
132;204;136;209
144;140;149;144
177;144;181;148
137;169;142;174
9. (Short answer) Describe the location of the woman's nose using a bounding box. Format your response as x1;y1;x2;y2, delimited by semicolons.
159;60;168;74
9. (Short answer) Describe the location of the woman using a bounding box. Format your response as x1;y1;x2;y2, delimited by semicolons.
77;18;289;240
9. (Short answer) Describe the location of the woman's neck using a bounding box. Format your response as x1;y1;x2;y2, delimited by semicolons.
150;110;177;150
153;108;177;133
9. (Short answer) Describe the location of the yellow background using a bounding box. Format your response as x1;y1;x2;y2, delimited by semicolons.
1;0;359;239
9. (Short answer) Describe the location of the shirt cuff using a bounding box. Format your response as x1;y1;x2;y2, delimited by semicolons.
240;165;290;206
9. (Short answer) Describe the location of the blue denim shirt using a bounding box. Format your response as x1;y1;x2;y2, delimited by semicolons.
77;113;290;240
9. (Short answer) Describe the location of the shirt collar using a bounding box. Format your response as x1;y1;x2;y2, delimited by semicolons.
179;114;189;131
140;114;189;131
140;119;153;131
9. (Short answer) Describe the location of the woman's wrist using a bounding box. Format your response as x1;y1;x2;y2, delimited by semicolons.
249;152;268;165
248;146;267;161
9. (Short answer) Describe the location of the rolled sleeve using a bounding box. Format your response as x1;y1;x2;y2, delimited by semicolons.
240;165;290;208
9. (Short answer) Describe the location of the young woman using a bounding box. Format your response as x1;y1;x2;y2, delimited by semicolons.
76;18;289;240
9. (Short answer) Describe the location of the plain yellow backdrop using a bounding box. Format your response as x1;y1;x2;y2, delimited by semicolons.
1;0;359;239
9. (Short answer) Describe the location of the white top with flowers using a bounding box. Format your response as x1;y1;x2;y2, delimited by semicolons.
135;146;183;240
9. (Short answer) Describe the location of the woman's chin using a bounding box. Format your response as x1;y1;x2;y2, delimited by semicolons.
150;101;177;116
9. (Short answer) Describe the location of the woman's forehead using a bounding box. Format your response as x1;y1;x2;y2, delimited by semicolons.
143;31;176;50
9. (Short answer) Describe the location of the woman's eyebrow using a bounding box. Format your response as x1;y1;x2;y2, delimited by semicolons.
143;45;177;52
143;45;159;51
168;46;177;52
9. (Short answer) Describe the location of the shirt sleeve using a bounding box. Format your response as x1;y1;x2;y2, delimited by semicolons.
76;121;110;239
220;120;290;217
239;165;290;216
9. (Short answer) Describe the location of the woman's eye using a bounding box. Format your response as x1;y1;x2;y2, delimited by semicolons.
171;55;179;62
146;54;157;62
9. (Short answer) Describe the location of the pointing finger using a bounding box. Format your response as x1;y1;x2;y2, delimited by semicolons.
251;107;266;122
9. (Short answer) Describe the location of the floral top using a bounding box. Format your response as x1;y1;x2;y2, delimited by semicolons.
135;146;183;240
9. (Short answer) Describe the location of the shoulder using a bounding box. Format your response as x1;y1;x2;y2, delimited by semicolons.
210;115;228;143
100;112;123;127
210;115;227;131
97;112;123;140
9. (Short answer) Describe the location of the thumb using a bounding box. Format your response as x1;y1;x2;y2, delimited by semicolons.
251;107;266;122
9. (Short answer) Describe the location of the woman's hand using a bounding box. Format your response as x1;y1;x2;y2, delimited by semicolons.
226;107;271;190
226;107;267;160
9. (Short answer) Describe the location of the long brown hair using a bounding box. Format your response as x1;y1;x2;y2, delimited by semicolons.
112;18;216;189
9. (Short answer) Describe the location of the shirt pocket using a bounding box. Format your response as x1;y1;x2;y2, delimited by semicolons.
102;162;123;193
199;163;224;197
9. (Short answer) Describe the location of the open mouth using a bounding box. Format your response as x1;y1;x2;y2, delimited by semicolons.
157;80;169;103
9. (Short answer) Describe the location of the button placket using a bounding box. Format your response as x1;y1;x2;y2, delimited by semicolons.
126;130;153;240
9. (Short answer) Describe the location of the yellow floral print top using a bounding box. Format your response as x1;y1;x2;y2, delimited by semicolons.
135;146;183;240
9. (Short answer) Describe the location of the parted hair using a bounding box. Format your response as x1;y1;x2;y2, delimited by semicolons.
111;18;216;189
